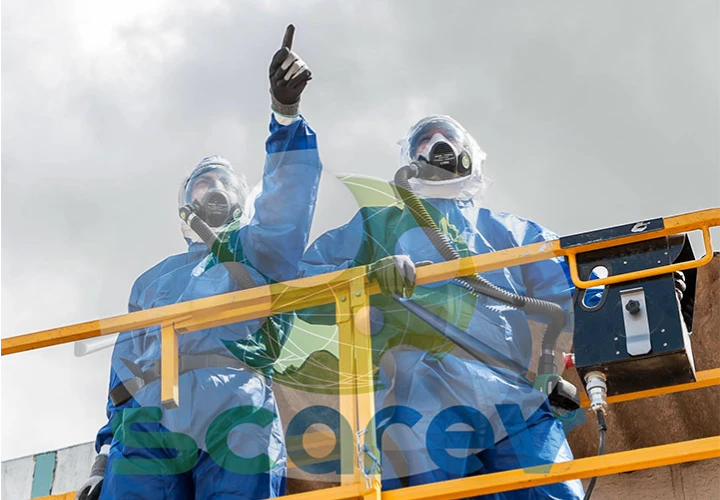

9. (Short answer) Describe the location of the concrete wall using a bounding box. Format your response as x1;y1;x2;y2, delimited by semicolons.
580;458;720;500
1;443;94;500
2;455;35;500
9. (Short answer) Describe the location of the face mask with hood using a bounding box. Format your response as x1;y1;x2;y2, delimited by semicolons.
397;115;490;201
178;156;250;243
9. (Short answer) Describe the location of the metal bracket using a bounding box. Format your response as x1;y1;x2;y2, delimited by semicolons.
356;429;382;491
620;287;652;356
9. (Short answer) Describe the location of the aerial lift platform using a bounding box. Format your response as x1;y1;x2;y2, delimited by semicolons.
3;207;719;500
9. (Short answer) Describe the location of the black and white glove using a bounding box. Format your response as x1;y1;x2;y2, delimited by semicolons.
75;454;107;500
269;24;312;117
673;270;687;302
674;270;694;330
367;255;416;299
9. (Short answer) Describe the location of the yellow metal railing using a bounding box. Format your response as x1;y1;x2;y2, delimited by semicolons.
6;207;720;500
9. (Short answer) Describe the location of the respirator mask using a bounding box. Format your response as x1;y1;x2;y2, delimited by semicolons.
179;160;247;228
398;116;488;200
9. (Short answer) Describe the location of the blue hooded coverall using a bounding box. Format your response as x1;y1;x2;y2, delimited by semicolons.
95;115;321;499
299;198;585;499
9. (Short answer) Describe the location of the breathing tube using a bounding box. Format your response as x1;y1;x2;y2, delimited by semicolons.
179;204;283;363
179;202;256;289
394;162;566;377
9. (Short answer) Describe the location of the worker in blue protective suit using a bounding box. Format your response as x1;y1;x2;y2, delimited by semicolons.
298;116;585;499
76;26;319;500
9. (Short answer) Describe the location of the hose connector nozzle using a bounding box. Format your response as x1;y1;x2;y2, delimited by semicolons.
584;371;608;414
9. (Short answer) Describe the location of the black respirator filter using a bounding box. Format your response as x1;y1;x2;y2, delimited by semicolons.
198;189;240;227
424;141;472;180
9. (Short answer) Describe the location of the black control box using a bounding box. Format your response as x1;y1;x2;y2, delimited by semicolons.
564;226;697;396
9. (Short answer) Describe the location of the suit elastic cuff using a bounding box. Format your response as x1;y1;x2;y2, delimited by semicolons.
270;93;300;120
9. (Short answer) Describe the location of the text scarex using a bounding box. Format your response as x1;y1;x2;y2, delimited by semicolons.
109;402;580;476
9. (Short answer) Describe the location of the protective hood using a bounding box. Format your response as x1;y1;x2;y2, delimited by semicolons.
406;171;493;201
398;115;490;201
178;155;250;243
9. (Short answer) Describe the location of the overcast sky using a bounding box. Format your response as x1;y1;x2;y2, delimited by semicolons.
2;0;719;460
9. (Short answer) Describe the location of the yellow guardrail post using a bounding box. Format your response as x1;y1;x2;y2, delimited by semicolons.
161;322;179;409
336;276;357;486
349;273;381;500
335;268;381;496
